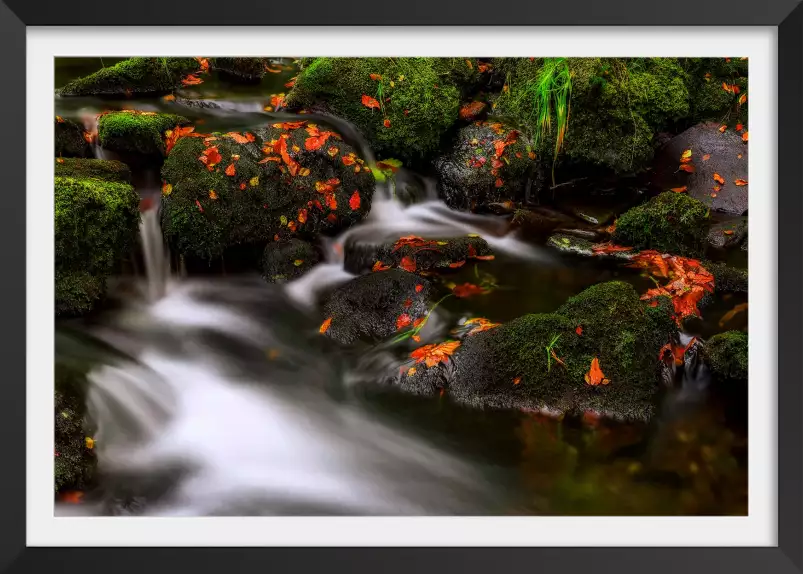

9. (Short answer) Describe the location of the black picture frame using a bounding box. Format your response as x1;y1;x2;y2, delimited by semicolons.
1;1;800;572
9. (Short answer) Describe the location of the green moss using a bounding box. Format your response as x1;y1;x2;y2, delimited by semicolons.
613;191;710;256
54;363;95;492
58;57;199;96
211;57;267;80
55;176;139;315
343;235;492;274
703;261;748;293
98;111;190;155
55;158;131;183
493;58;692;173
681;57;748;124
55;117;92;158
285;58;475;162
161;123;374;260
704;331;747;382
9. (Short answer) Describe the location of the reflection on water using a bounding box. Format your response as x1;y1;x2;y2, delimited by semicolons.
54;59;747;517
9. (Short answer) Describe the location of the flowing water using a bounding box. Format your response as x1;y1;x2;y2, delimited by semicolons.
54;59;748;517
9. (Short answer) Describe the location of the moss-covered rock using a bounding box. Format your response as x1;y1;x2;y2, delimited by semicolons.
704;331;747;382
546;232;595;256
343;235;492;275
261;239;320;283
612;191;710;256
707;217;747;250
492;58;691;174
433;120;541;210
322;269;433;345
55;157;131;183
161;122;374;260
54;363;96;492
55;176;140;315
704;261;748;293
285;57;481;162
58;57;200;97
98;110;190;155
399;281;675;421
55;116;93;158
682;57;748;124
210;57;268;81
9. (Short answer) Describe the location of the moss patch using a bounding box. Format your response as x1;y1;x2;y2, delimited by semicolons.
54;363;96;492
285;58;479;162
55;117;92;158
58;57;199;97
55;176;139;315
682;57;748;124
704;331;747;382
161;122;375;260
262;239;320;283
98;111;190;155
612;191;710;256
211;57;268;81
55;158;131;183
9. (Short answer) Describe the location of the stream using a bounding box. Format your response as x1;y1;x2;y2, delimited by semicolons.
54;58;748;517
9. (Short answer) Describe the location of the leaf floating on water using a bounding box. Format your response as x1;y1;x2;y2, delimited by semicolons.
361;94;381;110
319;317;332;334
410;340;461;368
584;357;610;386
452;283;489;298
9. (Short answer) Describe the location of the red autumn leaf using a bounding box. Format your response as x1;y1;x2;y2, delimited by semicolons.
404;298;413;308
742;131;749;142
719;124;728;133
713;173;725;185
270;94;285;109
410;340;461;368
361;94;381;110
383;119;391;128
392;235;437;252
258;156;282;164
239;182;246;190
670;186;688;193
459;101;486;121
342;156;356;166
195;199;204;212
319;317;332;334
464;317;500;335
468;156;487;168
513;377;522;385
399;256;417;273
372;261;391;272
735;123;744;132
298;208;308;224
415;284;424;293
576;326;583;336
225;163;236;176
591;242;633;254
375;160;400;172
678;164;696;173
734;179;748;186
493;140;509;159
467;244;477;258
224;132;252;144
181;74;204;86
284;77;297;89
273;121;307;131
349;191;361;211
723;230;735;235
278;138;300;176
369;73;382;81
495;178;504;188
164;125;197;154
265;66;282;74
584;357;610;386
396;314;412;330
304;129;336;151
452;283;489;298
449;260;466;268
199;146;222;169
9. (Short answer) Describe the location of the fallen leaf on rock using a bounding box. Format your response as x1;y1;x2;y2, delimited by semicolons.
372;261;391;272
56;157;64;164
85;437;94;449
678;164;696;173
400;256;417;273
415;284;424;293
723;230;734;235
464;317;500;335
407;367;417;376
383;119;391;128
713;185;721;192
328;146;339;157
680;149;692;160
584;358;610;386
199;146;222;169
209;190;218;200
592;242;633;254
410;340;461;368
396;314;412;330
349;191;361;211
370;73;382;81
738;93;747;105
449;260;466;268
670;186;688;193
273;121;306;131
719;124;728;133
576;326;583;336
293;259;304;267
513;377;521;385
734;179;748;186
742;131;749;142
459;101;486;121
713;173;725;185
342;156;356;166
702;154;711;161
195;199;204;212
319;317;332;334
735;123;744;132
225;163;236;176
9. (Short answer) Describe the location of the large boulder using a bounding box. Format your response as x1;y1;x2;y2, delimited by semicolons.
160;120;375;260
98;110;190;156
261;239;320;283
322;269;433;345
395;281;676;422
703;331;747;383
433;121;541;211
55;176;140;315
55;116;93;158
58;57;201;97
343;234;493;275
612;191;710;257
285;57;481;162
649;122;748;215
55;158;131;183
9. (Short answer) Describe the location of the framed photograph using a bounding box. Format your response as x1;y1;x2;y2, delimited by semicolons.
2;0;801;571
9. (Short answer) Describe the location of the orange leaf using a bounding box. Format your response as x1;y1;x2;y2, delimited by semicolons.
361;94;381;110
734;179;748;186
404;298;413;309
719;124;728;133
584;357;610;386
199;146;222;169
273;121;307;131
513;377;521;386
209;190;218;200
195;57;209;72
278;138;300;176
678;164;696;173
181;74;204;86
495;178;504;188
670;186;688;193
449;260;466;268
298;208;307;223
383;118;391;128
225;163;236;176
452;283;489;298
270;94;285;109
258;156;282;164
680;149;692;160
265;66;282;74
723;230;734;235
465;59;473;70
400;256;416;273
163;94;176;102
305;132;333;151
459;101;486;121
369;73;382;81
591;242;633;254
713;173;725;185
396;314;412;330
576;326;583;336
319;317;332;334
702;154;711;161
712;185;721;192
349;191;361;211
60;491;85;504
415;284;424;293
284;77;297;89
738;93;747;105
372;261;391;272
735;123;744;132
410;340;461;368
328;146;339;157
742;131;749;142
342;156;356;166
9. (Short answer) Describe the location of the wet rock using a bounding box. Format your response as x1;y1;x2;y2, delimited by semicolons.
55;116;93;158
285;57;479;162
559;199;617;226
55;158;131;183
161;121;375;260
650;122;748;215
98;111;191;156
58;57;200;97
433;121;542;211
56;176;140;315
173;97;223;110
261;239;320;283
547;233;594;256
704;261;748;293
703;331;747;383
343;235;492;275
210;57;269;82
55;363;96;492
612;191;710;257
511;207;576;240
396;281;676;422
322;269;433;345
706;217;747;250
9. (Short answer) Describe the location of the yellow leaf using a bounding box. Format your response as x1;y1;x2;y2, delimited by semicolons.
293;259;304;266
280;215;288;226
209;189;218;200
680;149;692;159
249;176;259;187
85;437;94;449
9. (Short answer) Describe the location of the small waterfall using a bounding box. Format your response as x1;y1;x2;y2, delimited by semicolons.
139;204;171;302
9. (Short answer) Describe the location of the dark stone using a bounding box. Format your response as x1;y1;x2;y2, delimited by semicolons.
650;122;748;215
55;158;131;183
706;217;747;250
55;117;93;158
322;269;433;345
210;58;269;82
58;57;200;97
261;239;320;283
